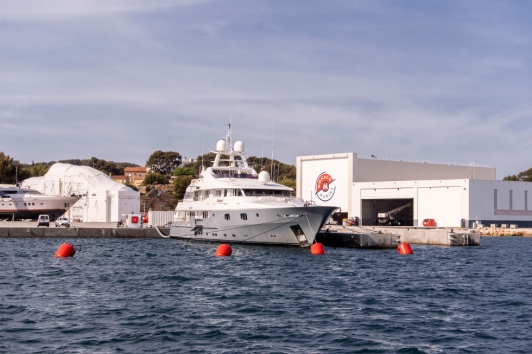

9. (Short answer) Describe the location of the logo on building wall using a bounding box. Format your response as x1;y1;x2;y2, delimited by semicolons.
315;172;336;202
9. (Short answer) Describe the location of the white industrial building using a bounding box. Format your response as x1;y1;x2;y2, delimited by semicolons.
22;163;140;222
297;153;532;228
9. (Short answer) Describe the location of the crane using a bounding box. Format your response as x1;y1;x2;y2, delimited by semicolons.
377;202;411;226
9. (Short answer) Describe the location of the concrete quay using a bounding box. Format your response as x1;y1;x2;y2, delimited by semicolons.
317;225;481;248
317;226;400;249
0;221;480;246
0;221;166;238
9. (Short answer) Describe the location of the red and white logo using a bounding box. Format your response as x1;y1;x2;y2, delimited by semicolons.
315;172;336;202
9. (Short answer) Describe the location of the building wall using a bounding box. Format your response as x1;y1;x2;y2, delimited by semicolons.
352;179;532;228
124;167;146;187
469;180;532;226
297;152;495;218
353;179;470;227
297;153;353;215
353;158;495;182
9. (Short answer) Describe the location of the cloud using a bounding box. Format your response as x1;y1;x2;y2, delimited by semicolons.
0;0;531;179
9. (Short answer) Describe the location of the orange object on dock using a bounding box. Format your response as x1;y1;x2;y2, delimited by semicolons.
422;219;437;227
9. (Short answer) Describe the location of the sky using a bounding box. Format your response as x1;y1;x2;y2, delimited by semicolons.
1;0;531;179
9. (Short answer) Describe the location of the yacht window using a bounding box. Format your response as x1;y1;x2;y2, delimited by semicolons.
243;189;290;197
215;190;222;198
240;213;247;220
203;211;210;219
32;203;35;206
224;189;227;197
224;213;230;220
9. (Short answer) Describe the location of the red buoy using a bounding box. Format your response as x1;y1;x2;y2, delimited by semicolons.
54;243;76;258
215;244;232;257
310;242;325;255
397;242;413;255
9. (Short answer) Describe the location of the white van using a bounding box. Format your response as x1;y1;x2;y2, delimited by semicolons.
37;214;50;227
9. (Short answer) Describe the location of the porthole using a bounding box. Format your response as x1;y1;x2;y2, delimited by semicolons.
256;213;259;217
224;214;230;220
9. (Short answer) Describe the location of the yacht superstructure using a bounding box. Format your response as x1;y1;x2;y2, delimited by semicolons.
0;186;81;221
169;125;336;246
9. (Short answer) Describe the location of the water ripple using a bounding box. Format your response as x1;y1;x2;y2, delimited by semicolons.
1;237;532;352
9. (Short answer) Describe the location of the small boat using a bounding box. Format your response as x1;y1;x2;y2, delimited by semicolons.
169;125;337;247
0;185;81;221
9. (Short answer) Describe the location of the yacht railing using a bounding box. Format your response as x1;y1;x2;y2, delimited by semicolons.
213;173;258;179
256;196;306;207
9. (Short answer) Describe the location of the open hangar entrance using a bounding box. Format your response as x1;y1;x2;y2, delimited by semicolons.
361;198;414;226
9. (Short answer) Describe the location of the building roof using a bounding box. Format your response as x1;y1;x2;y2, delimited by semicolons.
125;167;146;172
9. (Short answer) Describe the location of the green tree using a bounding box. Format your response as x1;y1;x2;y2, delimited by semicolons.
28;164;49;177
146;151;182;175
0;152;16;184
88;157;123;175
278;177;296;195
124;183;138;191
503;168;532;182
143;172;170;185
173;167;196;176
173;175;194;202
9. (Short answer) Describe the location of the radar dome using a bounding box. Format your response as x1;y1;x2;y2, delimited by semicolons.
216;140;227;152
258;171;271;184
234;141;245;153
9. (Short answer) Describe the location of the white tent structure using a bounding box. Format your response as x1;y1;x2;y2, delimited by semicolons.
22;163;140;222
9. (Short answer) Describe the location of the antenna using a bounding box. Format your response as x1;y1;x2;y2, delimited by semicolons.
201;139;205;171
261;141;264;170
271;120;275;177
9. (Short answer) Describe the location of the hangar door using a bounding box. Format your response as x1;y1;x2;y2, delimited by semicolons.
417;187;461;227
360;188;414;226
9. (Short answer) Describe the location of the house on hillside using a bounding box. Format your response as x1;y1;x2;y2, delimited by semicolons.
124;167;146;187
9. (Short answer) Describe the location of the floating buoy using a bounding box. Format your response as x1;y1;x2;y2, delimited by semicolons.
54;243;76;258
397;242;413;255
215;244;232;257
310;242;325;255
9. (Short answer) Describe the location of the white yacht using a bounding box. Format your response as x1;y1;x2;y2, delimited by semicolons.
169;125;337;247
0;185;81;221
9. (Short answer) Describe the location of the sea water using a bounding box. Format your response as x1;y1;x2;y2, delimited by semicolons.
1;237;531;353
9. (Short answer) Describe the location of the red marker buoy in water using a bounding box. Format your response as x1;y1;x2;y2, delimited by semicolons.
397;242;413;255
215;244;232;257
310;242;325;255
54;243;76;258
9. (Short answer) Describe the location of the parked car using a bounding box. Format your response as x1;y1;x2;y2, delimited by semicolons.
37;214;50;227
55;217;70;228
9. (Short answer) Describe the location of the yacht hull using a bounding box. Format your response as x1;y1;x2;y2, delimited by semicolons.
0;194;81;221
169;206;336;247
